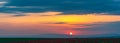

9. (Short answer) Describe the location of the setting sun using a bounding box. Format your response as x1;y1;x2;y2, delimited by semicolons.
69;32;73;35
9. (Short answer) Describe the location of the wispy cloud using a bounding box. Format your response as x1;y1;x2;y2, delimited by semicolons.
0;0;119;14
0;1;7;7
0;12;120;37
4;6;50;9
0;12;120;23
25;12;63;16
0;1;7;4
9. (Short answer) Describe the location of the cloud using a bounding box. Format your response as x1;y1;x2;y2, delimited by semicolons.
0;11;63;17
5;6;17;8
0;0;118;14
71;22;120;36
0;1;7;5
25;12;63;16
0;12;120;29
46;22;66;24
0;0;120;37
0;1;7;7
0;12;120;23
0;12;120;37
4;6;50;9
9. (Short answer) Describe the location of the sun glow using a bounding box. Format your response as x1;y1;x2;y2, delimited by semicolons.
69;32;73;35
1;13;120;24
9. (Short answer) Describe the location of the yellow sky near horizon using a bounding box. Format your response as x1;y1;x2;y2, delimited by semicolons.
0;12;120;24
0;12;120;35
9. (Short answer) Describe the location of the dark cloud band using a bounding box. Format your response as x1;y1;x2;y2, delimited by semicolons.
0;0;120;15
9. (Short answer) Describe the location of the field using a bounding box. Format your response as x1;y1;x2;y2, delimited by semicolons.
0;38;119;43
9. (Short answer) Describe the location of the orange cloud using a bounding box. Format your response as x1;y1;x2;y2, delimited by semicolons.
0;12;120;24
25;12;63;16
0;12;120;35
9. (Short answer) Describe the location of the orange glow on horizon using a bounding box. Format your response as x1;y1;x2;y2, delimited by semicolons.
0;13;120;25
1;12;120;37
69;32;73;35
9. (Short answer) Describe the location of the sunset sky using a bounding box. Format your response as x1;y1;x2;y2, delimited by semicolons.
0;0;120;38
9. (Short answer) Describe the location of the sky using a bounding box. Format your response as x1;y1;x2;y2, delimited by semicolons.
0;0;120;38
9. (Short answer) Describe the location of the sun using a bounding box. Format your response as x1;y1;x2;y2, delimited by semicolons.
69;32;73;35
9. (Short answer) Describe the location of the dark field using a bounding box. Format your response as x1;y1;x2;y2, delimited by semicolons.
0;38;120;43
